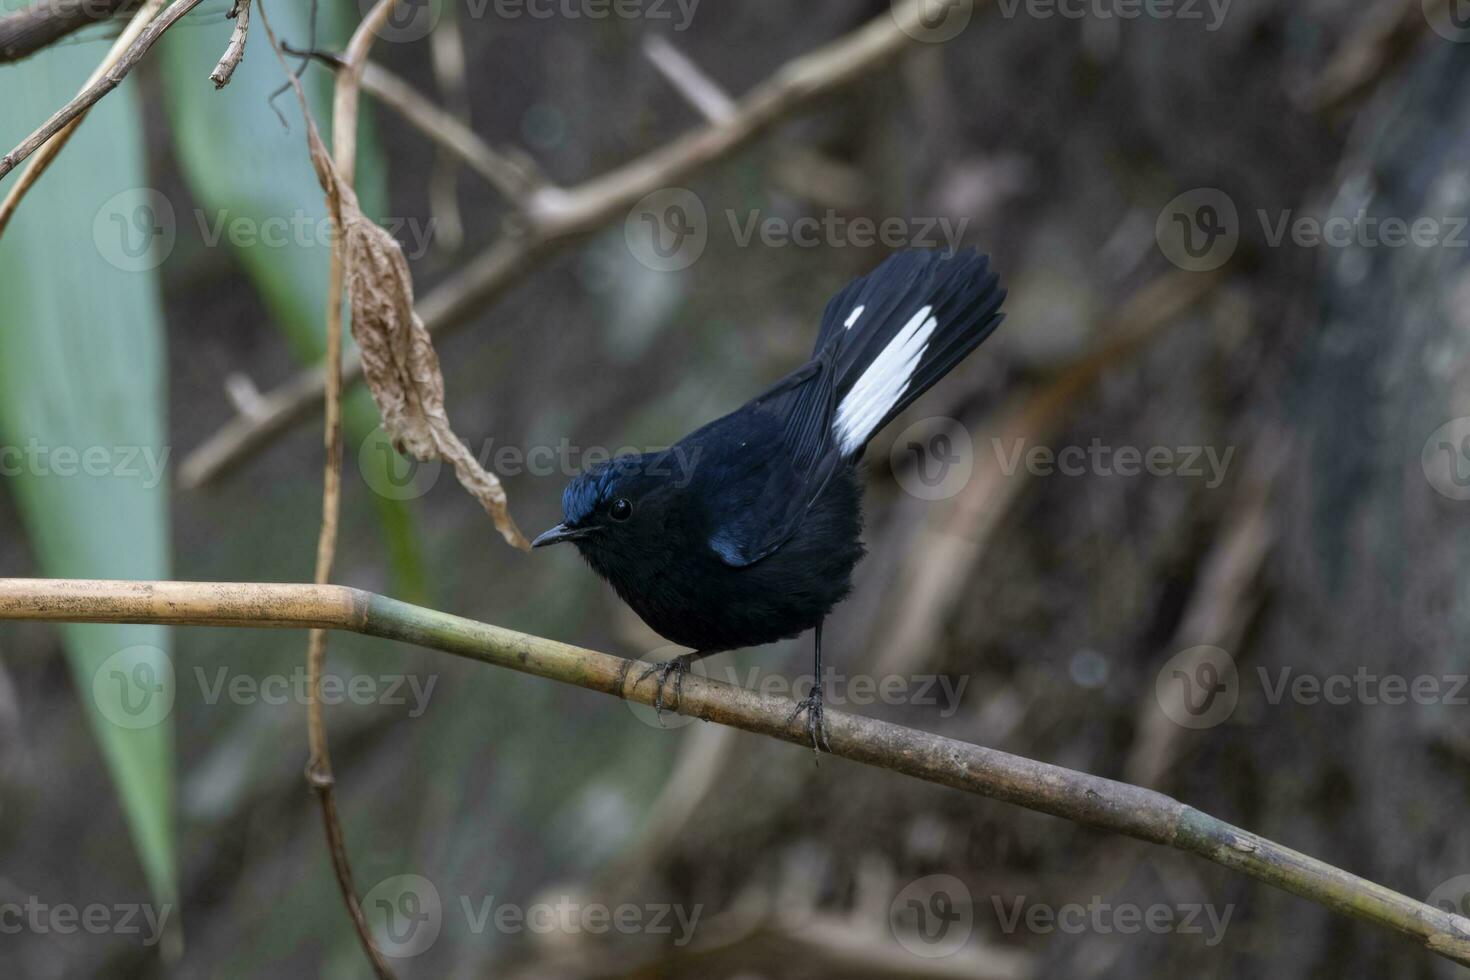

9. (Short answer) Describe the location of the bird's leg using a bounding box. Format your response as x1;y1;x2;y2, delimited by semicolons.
787;621;832;755
634;651;709;723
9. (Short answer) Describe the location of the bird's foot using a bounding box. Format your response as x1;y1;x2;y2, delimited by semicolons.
635;654;692;725
787;687;832;757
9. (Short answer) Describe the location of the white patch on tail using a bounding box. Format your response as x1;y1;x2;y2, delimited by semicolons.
844;305;866;329
833;305;937;455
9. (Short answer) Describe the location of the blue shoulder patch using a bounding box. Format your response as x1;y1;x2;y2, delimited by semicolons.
707;529;745;565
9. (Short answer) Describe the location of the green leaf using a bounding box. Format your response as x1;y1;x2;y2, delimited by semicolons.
0;12;175;907
159;7;427;602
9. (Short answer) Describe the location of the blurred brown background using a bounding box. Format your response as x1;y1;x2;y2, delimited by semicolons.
2;0;1470;976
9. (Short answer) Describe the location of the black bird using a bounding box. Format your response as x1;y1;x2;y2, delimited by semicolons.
533;249;1006;749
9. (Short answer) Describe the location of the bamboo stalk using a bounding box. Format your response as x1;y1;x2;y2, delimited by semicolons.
1;577;1467;966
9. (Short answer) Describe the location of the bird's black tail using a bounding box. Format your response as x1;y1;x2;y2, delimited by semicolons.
814;249;1005;458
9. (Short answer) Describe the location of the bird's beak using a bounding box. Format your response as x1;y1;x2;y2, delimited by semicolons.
531;523;598;549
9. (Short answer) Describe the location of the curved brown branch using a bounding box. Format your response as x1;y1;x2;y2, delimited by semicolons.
209;0;250;89
0;0;167;238
257;0;399;976
0;0;131;65
0;0;204;181
0;576;1467;968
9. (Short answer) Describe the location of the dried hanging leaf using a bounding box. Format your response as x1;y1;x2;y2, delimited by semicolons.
296;86;529;551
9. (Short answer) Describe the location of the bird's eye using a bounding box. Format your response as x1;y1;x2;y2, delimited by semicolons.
608;497;633;522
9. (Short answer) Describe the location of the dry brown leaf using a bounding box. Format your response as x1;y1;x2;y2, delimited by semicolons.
297;96;530;552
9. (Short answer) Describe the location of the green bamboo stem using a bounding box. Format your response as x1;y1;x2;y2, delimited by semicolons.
0;577;1466;966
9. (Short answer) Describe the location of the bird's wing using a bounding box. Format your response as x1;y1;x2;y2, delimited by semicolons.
705;349;846;568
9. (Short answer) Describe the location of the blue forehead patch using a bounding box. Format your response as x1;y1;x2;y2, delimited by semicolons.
561;470;605;526
562;454;656;525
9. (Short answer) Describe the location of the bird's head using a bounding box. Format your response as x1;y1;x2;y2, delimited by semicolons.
532;451;682;565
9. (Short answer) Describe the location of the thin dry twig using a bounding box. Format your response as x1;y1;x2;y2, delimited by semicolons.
0;0;131;65
1310;0;1441;112
278;49;544;207
643;33;736;123
1;576;1468;969
179;0;971;487
209;0;251;88
359;61;542;206
258;1;399;976
428;7;471;251
0;0;168;238
0;0;205;181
